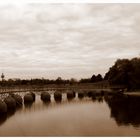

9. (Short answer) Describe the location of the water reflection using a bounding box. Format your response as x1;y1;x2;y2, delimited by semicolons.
7;109;16;119
0;113;7;125
105;94;140;127
0;90;140;131
0;109;16;126
43;102;50;106
90;92;104;103
24;102;34;108
78;92;84;99
97;96;103;103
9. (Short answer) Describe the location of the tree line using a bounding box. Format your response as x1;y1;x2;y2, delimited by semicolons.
0;57;140;90
0;74;104;87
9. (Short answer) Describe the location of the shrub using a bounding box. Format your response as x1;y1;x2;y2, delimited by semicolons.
24;94;34;104
78;92;84;99
87;91;93;97
30;92;36;102
54;91;62;102
67;91;75;101
4;96;16;110
11;94;22;107
41;92;51;102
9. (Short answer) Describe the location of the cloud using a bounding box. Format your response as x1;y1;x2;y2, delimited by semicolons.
0;4;139;79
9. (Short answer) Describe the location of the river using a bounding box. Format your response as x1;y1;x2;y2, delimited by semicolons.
0;91;140;136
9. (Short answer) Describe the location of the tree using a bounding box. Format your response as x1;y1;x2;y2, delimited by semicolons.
91;74;103;83
104;57;140;90
96;74;103;82
56;77;63;84
70;78;77;85
91;75;96;83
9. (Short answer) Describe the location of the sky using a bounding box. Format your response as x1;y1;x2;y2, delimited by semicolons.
0;3;139;80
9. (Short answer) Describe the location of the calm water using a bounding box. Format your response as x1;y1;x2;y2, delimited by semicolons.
0;91;140;136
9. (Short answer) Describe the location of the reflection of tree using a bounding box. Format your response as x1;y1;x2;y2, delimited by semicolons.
105;95;140;127
91;94;104;103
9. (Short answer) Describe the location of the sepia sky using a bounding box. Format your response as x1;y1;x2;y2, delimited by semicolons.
0;3;140;79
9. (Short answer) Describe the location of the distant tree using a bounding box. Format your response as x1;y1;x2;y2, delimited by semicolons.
91;75;96;83
96;74;103;82
70;78;77;85
79;78;91;83
56;77;63;84
91;74;103;83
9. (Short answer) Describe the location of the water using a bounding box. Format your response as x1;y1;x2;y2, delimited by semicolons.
0;91;140;136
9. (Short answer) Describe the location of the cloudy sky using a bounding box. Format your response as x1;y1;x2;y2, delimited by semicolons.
0;3;139;80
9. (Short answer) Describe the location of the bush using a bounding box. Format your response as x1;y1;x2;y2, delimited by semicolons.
4;96;16;110
67;91;75;101
30;92;36;102
24;94;34;104
11;94;22;107
54;91;62;102
87;91;93;97
78;92;84;99
41;92;51;102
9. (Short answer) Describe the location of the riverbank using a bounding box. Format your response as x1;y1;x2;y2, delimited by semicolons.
0;82;125;93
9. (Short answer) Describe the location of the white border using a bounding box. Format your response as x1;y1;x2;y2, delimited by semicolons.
0;0;140;139
0;0;140;4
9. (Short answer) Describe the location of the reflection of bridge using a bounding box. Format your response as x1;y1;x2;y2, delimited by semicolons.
0;83;126;94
